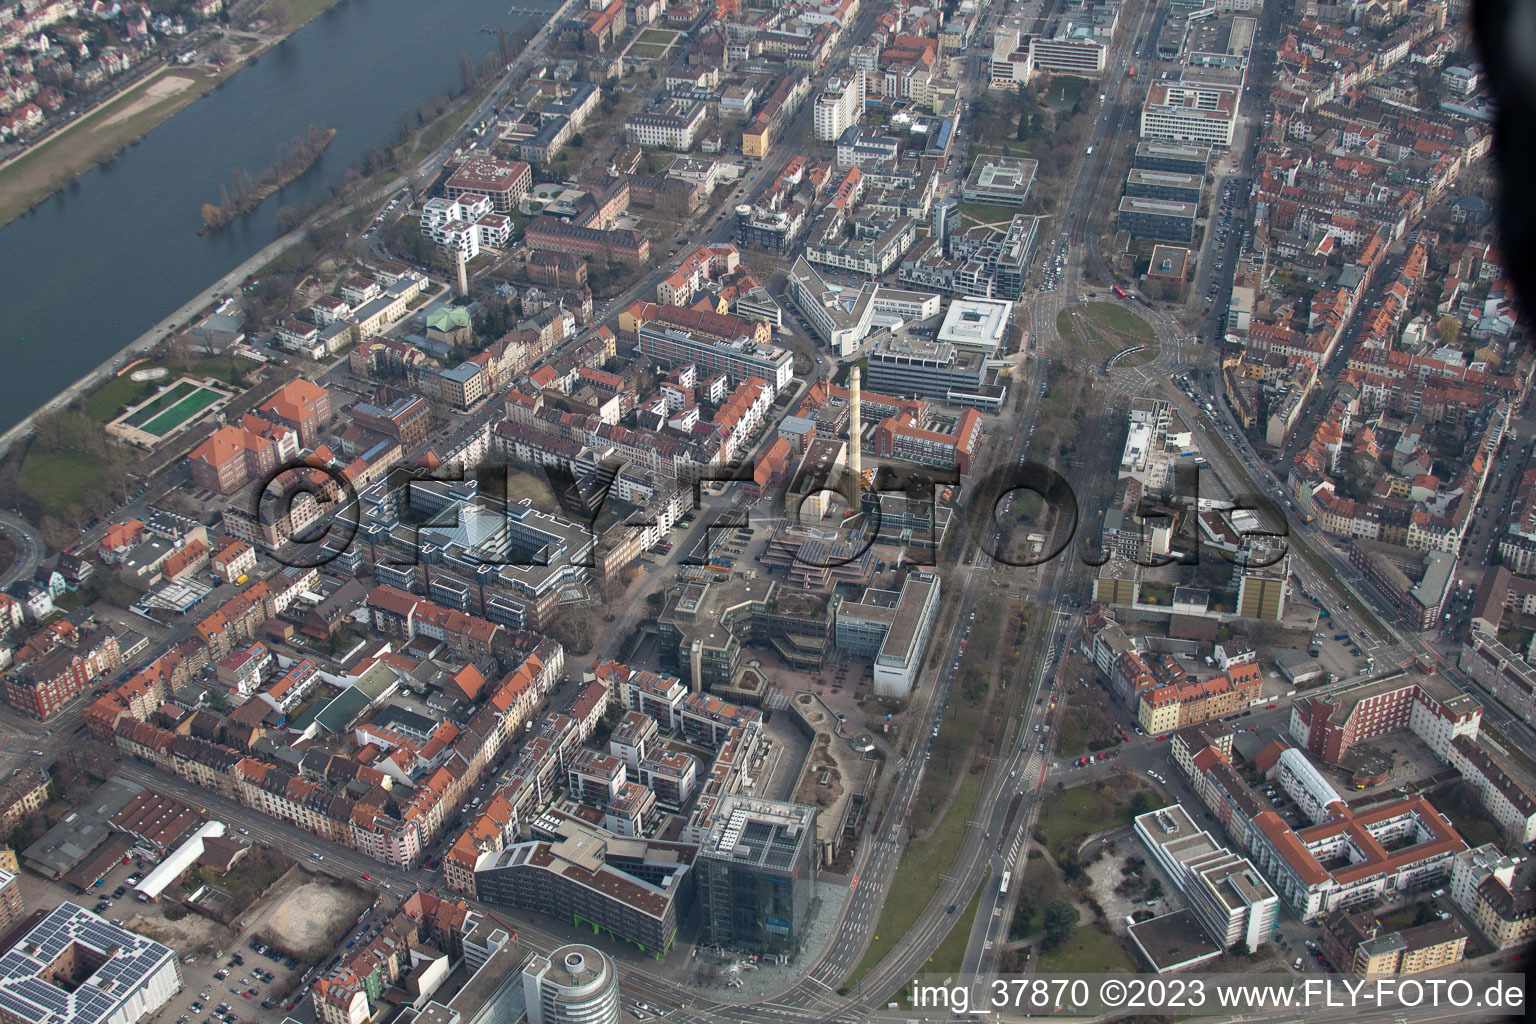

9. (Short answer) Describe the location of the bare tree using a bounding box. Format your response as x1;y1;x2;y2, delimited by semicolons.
264;0;293;31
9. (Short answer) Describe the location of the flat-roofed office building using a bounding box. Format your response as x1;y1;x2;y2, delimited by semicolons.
1140;83;1239;146
834;571;942;697
1118;196;1198;243
1125;168;1205;203
522;944;620;1024
961;156;1038;207
1133;141;1212;176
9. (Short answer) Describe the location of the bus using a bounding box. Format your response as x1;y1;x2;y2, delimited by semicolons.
1112;285;1129;299
1000;871;1012;894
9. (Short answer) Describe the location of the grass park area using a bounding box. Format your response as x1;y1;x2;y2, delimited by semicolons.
279;0;347;26
629;43;670;59
18;449;106;508
1018;855;1068;923
1037;374;1077;425
1034;778;1155;862
908;599;1009;832
1055;309;1082;348
1036;922;1137;974
959;201;1022;227
1435;793;1502;850
1059;305;1157;367
0;69;218;228
1081;301;1155;342
409;91;483;162
847;774;983;988
1039;75;1090;111
636;28;679;44
1052;692;1093;760
84;357;256;424
19;355;257;511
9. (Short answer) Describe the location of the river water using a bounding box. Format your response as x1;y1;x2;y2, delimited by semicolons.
0;0;551;433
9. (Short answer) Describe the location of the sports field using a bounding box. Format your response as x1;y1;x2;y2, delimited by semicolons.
122;380;196;428
139;386;224;435
107;376;232;445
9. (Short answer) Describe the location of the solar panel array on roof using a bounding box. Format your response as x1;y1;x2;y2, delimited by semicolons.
0;903;177;1024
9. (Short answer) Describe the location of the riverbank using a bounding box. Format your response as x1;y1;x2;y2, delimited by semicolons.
0;0;580;467
0;0;348;230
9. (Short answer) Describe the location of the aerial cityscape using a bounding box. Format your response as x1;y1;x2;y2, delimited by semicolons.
0;0;1530;1021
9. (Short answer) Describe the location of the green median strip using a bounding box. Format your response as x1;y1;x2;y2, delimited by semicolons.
846;774;982;989
894;878;986;1008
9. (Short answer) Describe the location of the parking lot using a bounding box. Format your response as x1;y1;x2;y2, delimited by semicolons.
151;863;367;1024
166;940;300;1024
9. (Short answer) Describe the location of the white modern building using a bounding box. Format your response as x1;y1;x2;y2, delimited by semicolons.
814;71;866;141
1028;2;1118;78
421;194;512;260
1028;33;1107;76
0;903;182;1024
1135;804;1279;954
1140;82;1240;146
834;572;942;698
787;255;876;358
522;944;620;1024
936;297;1013;356
961;155;1037;207
870;287;942;321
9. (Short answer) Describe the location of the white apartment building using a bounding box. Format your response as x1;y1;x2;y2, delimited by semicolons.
787;255;876;358
1448;843;1520;917
814;71;866;141
1447;736;1536;845
421;194;511;260
1135;804;1279;953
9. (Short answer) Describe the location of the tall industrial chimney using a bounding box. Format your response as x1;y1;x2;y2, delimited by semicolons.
849;366;862;493
456;251;469;297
